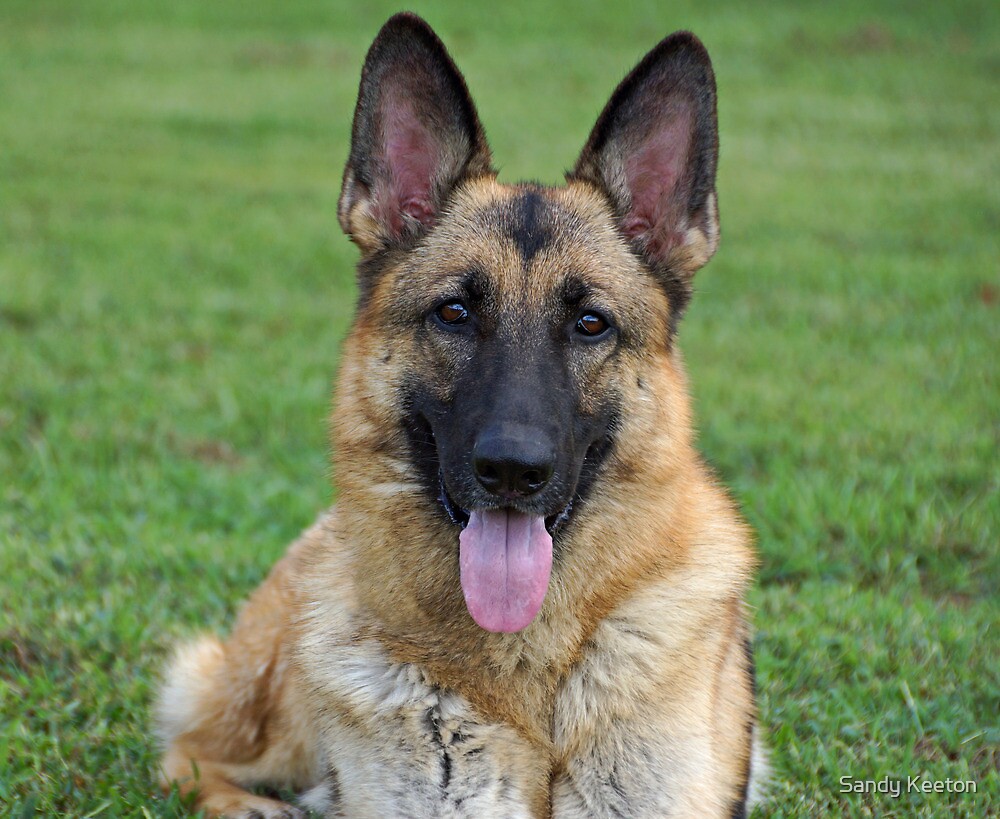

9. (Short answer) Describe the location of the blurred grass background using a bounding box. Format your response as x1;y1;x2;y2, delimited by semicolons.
1;0;997;815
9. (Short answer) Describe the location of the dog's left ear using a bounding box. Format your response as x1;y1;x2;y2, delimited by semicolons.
338;13;494;254
570;32;719;285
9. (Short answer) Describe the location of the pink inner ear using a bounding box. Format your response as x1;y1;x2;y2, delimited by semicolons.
622;108;693;255
378;99;440;235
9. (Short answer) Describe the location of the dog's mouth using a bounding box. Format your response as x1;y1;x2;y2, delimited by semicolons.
425;427;579;634
437;470;574;537
434;446;604;634
405;411;612;634
436;462;574;634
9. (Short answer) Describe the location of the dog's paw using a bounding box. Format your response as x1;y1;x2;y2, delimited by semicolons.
237;808;305;819
201;793;306;819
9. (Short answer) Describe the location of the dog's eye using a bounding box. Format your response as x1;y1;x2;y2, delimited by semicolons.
435;301;470;327
576;312;610;338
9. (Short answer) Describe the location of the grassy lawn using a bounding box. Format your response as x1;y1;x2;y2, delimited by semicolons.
1;0;996;815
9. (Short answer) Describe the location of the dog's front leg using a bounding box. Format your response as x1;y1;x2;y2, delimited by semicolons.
299;643;546;818
552;596;758;818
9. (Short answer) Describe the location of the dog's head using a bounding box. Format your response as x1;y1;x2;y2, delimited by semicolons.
336;13;719;633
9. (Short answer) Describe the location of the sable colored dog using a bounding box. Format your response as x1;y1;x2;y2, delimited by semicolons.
156;12;765;818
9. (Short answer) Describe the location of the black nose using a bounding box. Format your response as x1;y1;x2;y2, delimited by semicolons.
472;425;555;498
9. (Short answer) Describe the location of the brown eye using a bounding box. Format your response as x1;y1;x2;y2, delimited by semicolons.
435;301;469;326
576;312;609;337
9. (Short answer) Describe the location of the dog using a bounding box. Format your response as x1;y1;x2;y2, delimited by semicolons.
156;12;764;818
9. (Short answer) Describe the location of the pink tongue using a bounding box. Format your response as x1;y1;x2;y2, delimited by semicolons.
459;509;553;633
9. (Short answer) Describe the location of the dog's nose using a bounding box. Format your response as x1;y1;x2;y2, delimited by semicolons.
472;426;555;498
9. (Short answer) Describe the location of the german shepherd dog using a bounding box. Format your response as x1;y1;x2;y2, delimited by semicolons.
156;12;764;818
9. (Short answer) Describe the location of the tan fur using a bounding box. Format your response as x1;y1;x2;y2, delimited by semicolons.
156;20;762;817
156;179;761;817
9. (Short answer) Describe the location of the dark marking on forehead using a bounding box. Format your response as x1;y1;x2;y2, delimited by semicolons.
481;188;556;264
507;190;551;262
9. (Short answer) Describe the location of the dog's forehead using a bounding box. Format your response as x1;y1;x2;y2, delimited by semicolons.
419;178;650;303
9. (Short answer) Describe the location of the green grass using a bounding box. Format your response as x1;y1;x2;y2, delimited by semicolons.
1;0;997;815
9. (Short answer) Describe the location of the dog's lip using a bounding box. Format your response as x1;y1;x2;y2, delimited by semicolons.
437;471;471;528
437;470;573;536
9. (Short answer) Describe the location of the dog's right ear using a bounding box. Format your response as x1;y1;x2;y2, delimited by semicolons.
338;13;494;254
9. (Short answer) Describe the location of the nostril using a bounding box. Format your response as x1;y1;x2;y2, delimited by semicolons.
522;470;542;490
473;457;503;491
514;463;553;496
